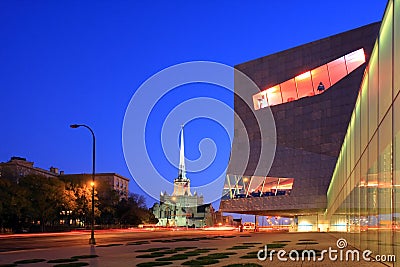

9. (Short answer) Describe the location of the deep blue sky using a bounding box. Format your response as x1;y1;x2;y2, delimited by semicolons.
0;1;386;207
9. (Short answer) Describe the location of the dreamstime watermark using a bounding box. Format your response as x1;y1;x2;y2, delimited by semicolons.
257;238;396;263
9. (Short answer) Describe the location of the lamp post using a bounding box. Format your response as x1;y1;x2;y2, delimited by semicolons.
70;124;96;245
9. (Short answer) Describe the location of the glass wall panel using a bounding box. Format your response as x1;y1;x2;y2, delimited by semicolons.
354;162;361;247
265;86;282;106
295;71;314;98
395;0;400;97
345;48;366;73
360;151;368;251
360;74;369;153
347;132;351;179
379;2;393;123
368;46;379;141
327;56;347;85
280;79;298;102
350;114;355;173
378;111;393;255
348;171;354;237
355;97;361;165
394;94;400;261
367;134;379;254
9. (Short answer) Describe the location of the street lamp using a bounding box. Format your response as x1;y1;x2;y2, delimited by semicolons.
70;124;96;245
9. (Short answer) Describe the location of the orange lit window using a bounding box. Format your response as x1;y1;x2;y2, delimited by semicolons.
311;65;331;94
280;79;298;102
295;71;314;98
327;56;347;85
265;86;282;106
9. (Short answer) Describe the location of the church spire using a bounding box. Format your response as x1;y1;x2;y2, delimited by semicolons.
178;125;187;180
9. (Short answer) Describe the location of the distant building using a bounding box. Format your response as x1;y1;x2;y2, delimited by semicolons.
214;211;234;226
151;126;215;228
0;156;130;199
0;156;61;182
61;173;129;199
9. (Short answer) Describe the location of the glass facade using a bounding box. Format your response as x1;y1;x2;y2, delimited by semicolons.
326;0;400;264
222;175;294;200
252;48;366;110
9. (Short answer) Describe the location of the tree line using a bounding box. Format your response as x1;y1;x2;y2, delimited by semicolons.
0;173;157;233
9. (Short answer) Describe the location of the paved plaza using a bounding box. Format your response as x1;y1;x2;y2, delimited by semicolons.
0;230;390;266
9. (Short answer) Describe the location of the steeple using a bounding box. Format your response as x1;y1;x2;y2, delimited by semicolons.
172;125;191;196
178;125;187;180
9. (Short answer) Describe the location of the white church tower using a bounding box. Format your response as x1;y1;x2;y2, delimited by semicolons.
172;125;192;196
151;124;214;228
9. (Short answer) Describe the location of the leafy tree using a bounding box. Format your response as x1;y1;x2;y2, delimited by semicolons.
96;180;120;225
61;178;99;228
0;178;30;232
116;193;158;226
18;175;75;232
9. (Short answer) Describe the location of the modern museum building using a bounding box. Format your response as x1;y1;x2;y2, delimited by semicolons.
220;0;400;261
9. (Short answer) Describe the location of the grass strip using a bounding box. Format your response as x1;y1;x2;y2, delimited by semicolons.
151;239;176;243
296;241;319;245
127;241;150;245
71;255;99;259
53;263;89;267
136;262;173;267
13;259;46;264
96;243;123;247
173;247;197;251
48;258;78;263
182;258;219;266
135;247;170;253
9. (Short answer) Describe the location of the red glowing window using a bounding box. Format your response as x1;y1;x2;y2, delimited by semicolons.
295;71;314;98
252;48;366;110
327;56;347;85
280;79;298;102
311;65;331;94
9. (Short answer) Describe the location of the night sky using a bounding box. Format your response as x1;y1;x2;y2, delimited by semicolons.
0;1;387;207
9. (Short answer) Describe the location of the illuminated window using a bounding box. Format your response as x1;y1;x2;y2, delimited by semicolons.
252;92;268;110
345;48;366;73
253;48;366;110
327;56;347;85
222;175;294;199
311;64;331;94
265;86;282;106
295;71;314;98
280;78;298;102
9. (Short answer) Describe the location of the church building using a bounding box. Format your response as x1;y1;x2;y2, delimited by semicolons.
151;126;215;228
